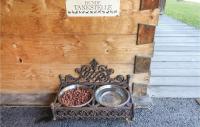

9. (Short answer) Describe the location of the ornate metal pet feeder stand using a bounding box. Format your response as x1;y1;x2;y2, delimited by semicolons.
51;59;134;121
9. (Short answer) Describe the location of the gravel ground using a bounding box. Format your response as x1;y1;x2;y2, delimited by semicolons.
0;98;200;127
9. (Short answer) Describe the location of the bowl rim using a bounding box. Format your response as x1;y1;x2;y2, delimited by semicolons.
58;84;94;107
95;84;130;107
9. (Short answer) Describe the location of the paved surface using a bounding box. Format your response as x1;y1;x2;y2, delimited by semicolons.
1;98;200;127
148;15;200;97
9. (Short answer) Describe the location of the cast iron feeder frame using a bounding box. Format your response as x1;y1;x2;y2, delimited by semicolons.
51;59;134;121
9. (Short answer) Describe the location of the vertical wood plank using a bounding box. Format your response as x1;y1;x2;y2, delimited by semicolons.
140;0;160;10
137;24;156;45
134;56;151;73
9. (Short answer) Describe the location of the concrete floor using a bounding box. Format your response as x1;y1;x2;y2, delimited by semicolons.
1;98;200;127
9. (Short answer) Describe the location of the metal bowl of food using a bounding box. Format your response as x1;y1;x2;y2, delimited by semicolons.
95;85;130;107
58;84;93;107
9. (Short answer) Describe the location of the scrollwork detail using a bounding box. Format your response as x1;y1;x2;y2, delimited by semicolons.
60;59;129;86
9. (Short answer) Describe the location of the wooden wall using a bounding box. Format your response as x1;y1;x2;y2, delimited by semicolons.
0;0;159;105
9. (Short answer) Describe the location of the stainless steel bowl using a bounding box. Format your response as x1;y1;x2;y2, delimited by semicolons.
95;85;130;107
58;84;93;107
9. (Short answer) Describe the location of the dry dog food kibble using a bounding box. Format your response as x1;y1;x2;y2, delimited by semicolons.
61;88;91;107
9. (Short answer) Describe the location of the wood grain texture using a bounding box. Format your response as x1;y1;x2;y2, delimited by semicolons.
132;73;150;84
1;63;135;93
132;83;147;97
134;56;151;73
196;99;200;105
0;35;153;94
0;0;159;104
0;0;159;35
1;35;153;64
131;73;150;98
0;0;140;14
140;0;159;10
137;24;156;44
0;10;159;35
